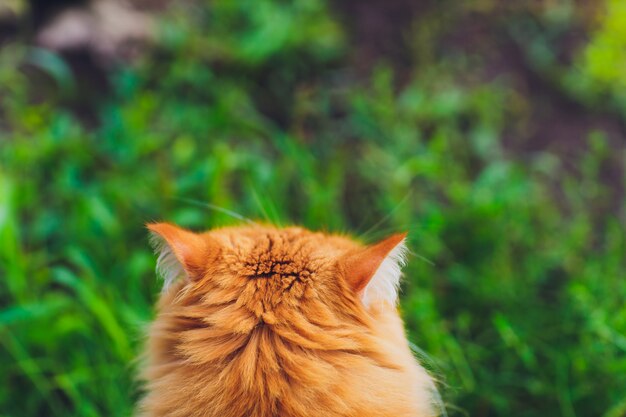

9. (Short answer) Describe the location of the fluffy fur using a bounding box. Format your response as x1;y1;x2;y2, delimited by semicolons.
138;224;437;417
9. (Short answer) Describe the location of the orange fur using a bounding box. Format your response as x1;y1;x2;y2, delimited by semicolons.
137;224;437;417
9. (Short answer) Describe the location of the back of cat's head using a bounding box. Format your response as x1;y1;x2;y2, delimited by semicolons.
139;223;438;417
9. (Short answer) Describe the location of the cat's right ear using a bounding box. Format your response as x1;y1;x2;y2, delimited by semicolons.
147;222;208;290
340;233;408;306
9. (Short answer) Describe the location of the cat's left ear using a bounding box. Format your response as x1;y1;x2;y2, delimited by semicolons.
341;233;408;306
147;222;209;290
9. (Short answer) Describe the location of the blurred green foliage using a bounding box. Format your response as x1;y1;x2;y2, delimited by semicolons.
581;0;626;89
0;0;625;417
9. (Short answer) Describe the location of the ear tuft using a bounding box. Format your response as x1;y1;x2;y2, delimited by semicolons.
361;237;407;306
342;233;408;306
147;222;207;291
149;231;185;291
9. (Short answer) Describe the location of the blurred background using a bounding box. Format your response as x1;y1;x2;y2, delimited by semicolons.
0;0;624;416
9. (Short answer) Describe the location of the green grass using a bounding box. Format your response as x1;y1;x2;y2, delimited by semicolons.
0;1;625;416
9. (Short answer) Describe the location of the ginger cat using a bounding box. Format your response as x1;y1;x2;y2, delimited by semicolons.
137;223;438;417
